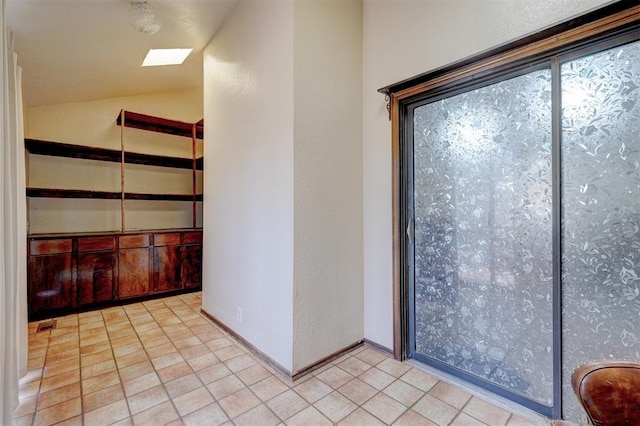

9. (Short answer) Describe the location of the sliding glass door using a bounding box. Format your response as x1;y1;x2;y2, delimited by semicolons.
406;35;640;419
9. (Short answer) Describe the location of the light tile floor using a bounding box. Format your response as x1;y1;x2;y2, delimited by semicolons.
14;292;541;426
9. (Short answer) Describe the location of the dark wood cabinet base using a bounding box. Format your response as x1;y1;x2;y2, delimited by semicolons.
28;229;202;321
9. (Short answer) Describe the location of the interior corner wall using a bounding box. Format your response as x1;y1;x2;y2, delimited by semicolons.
292;0;363;372
362;0;611;349
202;0;295;372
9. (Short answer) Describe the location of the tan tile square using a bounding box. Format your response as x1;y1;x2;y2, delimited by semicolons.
337;407;386;425
182;402;229;426
413;394;459;425
250;375;289;401
118;360;154;383
173;335;201;350
43;358;79;380
266;389;309;420
233;404;280;426
236;364;272;386
394;409;438;426
82;383;125;412
400;368;439;392
44;350;79;369
353;367;394;391
132;400;178;426
13;396;37;417
506;415;539;426
287;406;332;426
338;378;378;405
123;372;161;397
116;350;149;369
83;399;130;426
362;392;408;424
337;356;372;376
207;374;245;400
81;359;116;379
173;386;215;416
79;341;111;356
179;343;211;360
113;342;144;358
158;361;194;383
133;321;160;333
214;345;244;361
316;366;355;389
377;358;412;378
196;330;225;344
47;341;78;355
224;354;256;373
429;381;472;409
190;323;217;335
167;328;195;342
37;382;81;410
20;369;43;386
33;397;81;426
110;334;140;348
383;379;425;407
146;342;177;359
141;334;171;349
151;352;184;370
294;376;333;404
108;327;136;340
188;352;220;371
463;397;510;425
79;332;109;347
165;373;203;398
136;328;164;341
127;385;169;415
206;337;234;351
314;391;358;423
81;349;113;368
40;369;80;394
355;348;389;366
219;388;261;419
452;412;488;425
82;370;120;394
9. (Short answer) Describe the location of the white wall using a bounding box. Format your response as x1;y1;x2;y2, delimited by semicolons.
292;0;363;372
202;0;295;371
27;89;204;234
362;0;611;350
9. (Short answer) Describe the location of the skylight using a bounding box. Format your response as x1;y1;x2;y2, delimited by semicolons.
142;48;193;67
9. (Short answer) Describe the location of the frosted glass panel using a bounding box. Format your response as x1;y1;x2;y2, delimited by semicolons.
561;40;640;421
412;70;553;405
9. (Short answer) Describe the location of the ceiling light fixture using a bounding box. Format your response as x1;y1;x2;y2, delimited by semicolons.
130;0;161;35
142;48;194;67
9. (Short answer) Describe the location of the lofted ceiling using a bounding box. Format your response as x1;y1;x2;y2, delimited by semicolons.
5;0;239;108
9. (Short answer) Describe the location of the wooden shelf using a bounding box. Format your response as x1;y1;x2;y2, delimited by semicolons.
26;139;203;171
116;110;204;139
27;188;203;202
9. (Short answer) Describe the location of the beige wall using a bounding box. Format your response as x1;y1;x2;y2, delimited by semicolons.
202;0;363;373
292;0;363;372
202;0;295;371
27;89;203;234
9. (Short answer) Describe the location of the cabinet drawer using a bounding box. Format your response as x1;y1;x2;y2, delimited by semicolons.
78;236;115;252
30;239;72;255
154;233;181;246
119;234;150;249
183;232;202;244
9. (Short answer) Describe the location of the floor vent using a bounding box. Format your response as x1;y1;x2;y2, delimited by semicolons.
36;319;57;332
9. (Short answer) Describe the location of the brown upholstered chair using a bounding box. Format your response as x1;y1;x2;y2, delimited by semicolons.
571;360;640;425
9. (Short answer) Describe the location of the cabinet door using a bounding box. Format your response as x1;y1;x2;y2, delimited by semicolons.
77;252;115;305
28;253;73;315
153;246;182;293
119;248;151;299
181;244;202;288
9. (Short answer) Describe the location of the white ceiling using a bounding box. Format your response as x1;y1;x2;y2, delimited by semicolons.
6;0;239;108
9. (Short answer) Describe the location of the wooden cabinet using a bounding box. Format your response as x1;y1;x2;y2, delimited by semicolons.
182;232;202;288
27;230;202;319
28;239;73;315
77;236;116;306
118;234;151;299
